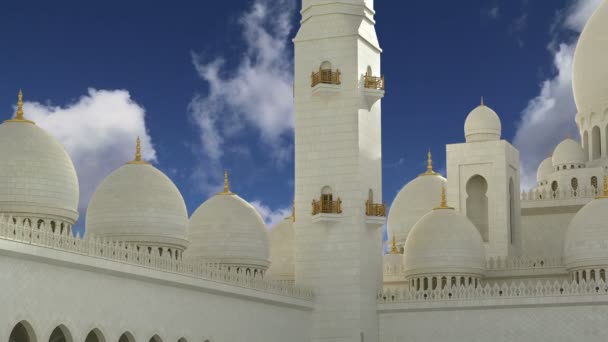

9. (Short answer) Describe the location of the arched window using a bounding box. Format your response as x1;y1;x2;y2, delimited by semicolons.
592;126;601;159
584;130;590;159
9;321;37;342
85;329;105;342
466;175;489;242
178;338;188;342
591;176;598;195
571;177;579;196
366;65;372;76
508;178;515;244
551;181;558;198
49;325;73;342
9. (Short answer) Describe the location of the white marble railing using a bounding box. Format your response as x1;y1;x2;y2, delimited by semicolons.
521;186;597;202
378;279;608;303
0;216;313;300
384;256;564;278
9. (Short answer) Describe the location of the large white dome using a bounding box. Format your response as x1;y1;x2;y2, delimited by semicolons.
267;217;295;282
86;140;189;251
403;193;486;278
573;1;608;113
387;151;446;247
536;156;554;184
552;138;586;168
564;183;608;272
464;100;501;143
186;173;270;271
0;94;79;225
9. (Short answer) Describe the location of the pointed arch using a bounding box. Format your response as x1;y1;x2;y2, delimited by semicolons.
583;130;589;159
84;329;105;342
508;178;515;244
48;325;73;342
466;175;489;242
9;321;37;342
149;334;163;342
118;332;135;342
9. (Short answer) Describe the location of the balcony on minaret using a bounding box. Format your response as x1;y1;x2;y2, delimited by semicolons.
311;193;343;224
365;197;386;227
310;63;341;98
361;71;385;110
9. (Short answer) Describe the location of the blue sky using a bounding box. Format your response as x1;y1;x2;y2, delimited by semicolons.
0;0;601;235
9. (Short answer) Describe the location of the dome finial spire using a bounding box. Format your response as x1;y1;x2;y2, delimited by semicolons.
389;234;399;254
434;186;453;210
5;90;35;124
127;136;150;165
218;170;234;195
419;149;439;176
480;96;485;107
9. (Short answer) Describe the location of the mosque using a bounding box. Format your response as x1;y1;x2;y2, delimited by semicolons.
2;1;608;341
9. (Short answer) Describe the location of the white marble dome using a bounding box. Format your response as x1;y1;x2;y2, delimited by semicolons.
0;100;79;225
186;175;270;271
387;152;447;248
86;142;189;251
552;138;586;168
403;199;486;278
536;157;554;184
564;189;608;272
573;1;608;113
464;100;501;143
267;217;295;282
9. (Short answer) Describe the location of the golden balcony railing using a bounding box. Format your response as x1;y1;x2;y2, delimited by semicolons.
312;197;342;215
311;69;341;87
365;200;386;217
363;74;385;90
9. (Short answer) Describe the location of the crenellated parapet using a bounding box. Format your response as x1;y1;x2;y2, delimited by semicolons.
0;215;313;300
521;185;598;202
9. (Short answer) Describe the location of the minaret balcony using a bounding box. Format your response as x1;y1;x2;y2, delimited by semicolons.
311;69;341;98
311;197;343;224
361;74;385;110
365;200;386;228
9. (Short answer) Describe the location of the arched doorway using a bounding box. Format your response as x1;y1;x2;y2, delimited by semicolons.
466;175;489;242
584;130;589;159
84;329;105;342
48;325;72;342
9;321;37;342
508;178;515;244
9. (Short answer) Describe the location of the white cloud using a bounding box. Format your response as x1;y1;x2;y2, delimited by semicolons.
189;0;295;194
251;200;292;229
22;88;156;214
513;0;602;190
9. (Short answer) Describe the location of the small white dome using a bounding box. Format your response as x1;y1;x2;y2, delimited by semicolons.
186;174;270;271
0;101;79;224
403;203;485;278
573;1;608;113
564;190;608;271
552;138;586;167
267;217;294;282
464;101;501;142
388;152;446;247
86;141;189;251
536;157;554;183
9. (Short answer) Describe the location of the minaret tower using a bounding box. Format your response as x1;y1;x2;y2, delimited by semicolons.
293;1;384;341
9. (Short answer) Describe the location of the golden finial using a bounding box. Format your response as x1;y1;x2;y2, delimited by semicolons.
218;170;234;195
434;186;453;210
127;136;150;165
566;133;572;140
389;234;399;254
596;175;608;199
419;149;439;176
5;90;35;124
480;96;485;107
